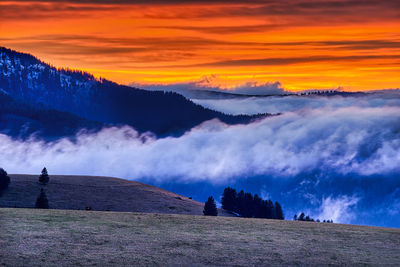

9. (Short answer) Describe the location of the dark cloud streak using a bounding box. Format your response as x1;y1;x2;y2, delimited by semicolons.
1;0;399;21
4;34;400;67
170;55;400;68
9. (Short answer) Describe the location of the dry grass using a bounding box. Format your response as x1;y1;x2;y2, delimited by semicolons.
0;174;230;216
1;208;399;266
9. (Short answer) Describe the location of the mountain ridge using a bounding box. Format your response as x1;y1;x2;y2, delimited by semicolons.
0;47;270;139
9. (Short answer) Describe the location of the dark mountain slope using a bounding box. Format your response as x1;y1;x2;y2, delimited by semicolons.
0;47;269;137
0;91;102;139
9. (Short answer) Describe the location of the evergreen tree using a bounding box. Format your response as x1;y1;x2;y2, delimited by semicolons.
221;187;237;212
203;196;218;216
35;188;49;209
38;167;50;185
236;190;245;215
293;214;298;221
259;200;268;218
299;212;305;221
267;200;275;219
0;168;10;191
274;202;284;220
243;192;254;218
220;187;286;220
253;194;263;218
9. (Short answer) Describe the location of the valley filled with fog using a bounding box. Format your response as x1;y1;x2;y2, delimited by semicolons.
1;92;400;227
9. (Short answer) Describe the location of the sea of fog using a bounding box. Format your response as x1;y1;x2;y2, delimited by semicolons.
1;92;400;227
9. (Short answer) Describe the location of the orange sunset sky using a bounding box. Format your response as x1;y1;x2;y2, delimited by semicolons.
1;0;399;91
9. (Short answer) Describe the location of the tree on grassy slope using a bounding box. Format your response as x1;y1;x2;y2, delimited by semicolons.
203;196;218;216
38;167;50;185
221;187;237;212
0;168;10;192
242;192;254;218
236;190;245;215
275;201;284;220
253;194;263;218
267;200;275;219
35;188;49;209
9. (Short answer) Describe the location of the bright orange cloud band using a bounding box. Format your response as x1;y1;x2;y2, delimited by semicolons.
1;0;399;91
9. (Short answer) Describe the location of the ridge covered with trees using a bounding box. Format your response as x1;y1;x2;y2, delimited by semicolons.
0;47;271;139
0;91;102;139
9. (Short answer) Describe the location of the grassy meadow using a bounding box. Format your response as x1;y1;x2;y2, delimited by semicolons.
1;208;400;266
0;175;233;216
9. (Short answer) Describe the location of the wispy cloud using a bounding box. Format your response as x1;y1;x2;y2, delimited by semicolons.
181;55;400;68
2;1;399;20
314;195;360;223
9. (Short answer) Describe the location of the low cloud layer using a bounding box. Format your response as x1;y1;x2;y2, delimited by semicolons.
193;91;400;115
2;104;400;181
132;76;287;96
1;93;400;226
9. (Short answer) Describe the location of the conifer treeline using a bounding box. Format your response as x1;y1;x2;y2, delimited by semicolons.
294;213;333;223
221;187;284;220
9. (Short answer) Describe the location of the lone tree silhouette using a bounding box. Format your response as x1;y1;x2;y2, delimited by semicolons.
203;196;218;216
38;167;50;185
0;168;10;191
35;188;49;209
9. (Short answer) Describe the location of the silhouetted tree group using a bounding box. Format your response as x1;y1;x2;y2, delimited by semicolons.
221;187;284;219
203;196;218;216
294;212;333;223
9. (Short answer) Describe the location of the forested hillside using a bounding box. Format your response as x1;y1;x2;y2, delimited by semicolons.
0;47;269;138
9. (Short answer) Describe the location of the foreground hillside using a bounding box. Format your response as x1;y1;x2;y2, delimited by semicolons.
0;174;230;216
1;208;399;266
